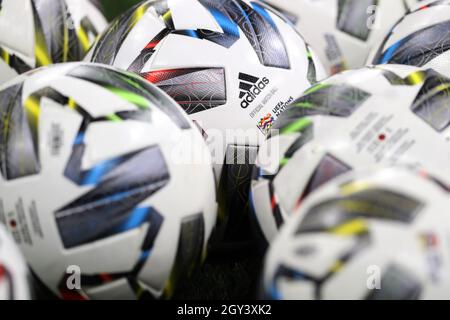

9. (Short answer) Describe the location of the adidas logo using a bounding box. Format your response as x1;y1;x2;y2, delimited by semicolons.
238;72;270;109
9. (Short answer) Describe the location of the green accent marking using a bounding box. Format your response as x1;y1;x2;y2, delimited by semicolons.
106;114;122;122
118;74;144;90
434;83;450;93
280;157;289;166
304;83;330;95
294;101;314;109
107;86;150;110
281;118;312;135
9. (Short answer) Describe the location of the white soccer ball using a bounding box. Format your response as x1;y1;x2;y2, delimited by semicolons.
263;167;450;300
369;0;450;77
86;0;326;224
262;0;424;74
0;225;30;300
0;62;217;300
0;0;108;84
251;64;450;245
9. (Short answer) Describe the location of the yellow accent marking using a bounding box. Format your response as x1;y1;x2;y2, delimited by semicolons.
63;23;69;61
35;44;51;66
162;10;172;23
32;2;52;67
1;48;10;65
135;286;144;299
411;83;450;124
77;28;90;53
163;278;174;299
406;71;426;85
340;181;372;196
24;97;40;123
330;261;344;273
68;98;76;110
2;113;10;143
331;219;368;236
132;4;149;25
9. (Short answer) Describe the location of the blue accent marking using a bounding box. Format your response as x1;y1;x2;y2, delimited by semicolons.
293;271;305;280
208;7;239;38
117;207;150;232
181;30;200;38
72;189;140;211
251;2;276;28
379;39;403;64
249;190;257;217
236;0;250;21
82;157;122;185
139;250;151;261
74;133;85;145
269;284;282;300
100;190;135;203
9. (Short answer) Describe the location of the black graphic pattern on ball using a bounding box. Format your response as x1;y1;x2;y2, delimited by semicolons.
337;0;377;41
214;144;259;242
34;0;80;63
411;70;450;132
141;68;227;114
273;83;371;133
90;0;294;115
376;20;450;67
67;65;192;129
379;67;450;132
300;154;352;201
0;0;103;74
57;145;170;249
259;0;298;25
373;1;450;66
0;83;40;180
92;0;290;70
57;213;205;300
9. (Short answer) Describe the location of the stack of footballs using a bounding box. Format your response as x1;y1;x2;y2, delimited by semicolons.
1;0;450;300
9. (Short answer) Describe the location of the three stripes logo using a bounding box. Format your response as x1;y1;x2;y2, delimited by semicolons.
239;72;270;109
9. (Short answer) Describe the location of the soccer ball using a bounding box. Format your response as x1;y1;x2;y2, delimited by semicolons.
86;0;326;236
370;0;450;77
0;225;30;300
0;0;108;84
0;62;217;299
261;0;422;74
251;64;450;245
263;167;450;300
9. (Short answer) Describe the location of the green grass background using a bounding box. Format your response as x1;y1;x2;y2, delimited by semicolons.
101;0;142;20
